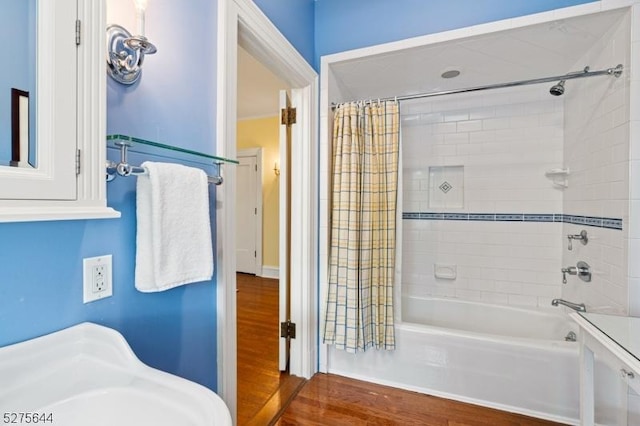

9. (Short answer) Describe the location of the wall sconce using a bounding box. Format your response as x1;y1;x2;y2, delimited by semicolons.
106;0;157;85
273;162;280;176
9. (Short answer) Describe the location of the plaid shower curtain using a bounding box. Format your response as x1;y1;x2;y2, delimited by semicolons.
323;100;400;352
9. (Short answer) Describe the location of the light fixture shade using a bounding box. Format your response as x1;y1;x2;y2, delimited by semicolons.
107;0;156;85
133;0;148;11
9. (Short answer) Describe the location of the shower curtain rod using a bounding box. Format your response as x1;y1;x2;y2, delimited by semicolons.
331;64;623;108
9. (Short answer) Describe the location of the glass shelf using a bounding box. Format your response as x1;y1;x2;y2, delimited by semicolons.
107;134;239;165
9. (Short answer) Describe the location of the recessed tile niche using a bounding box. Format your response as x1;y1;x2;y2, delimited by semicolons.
428;166;464;209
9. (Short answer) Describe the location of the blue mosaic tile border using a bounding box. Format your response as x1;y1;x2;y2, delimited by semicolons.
402;212;623;230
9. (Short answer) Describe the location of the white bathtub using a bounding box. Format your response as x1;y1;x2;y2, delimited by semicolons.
402;296;576;341
326;296;581;424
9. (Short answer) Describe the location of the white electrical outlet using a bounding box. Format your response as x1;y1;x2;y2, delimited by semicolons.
83;255;113;303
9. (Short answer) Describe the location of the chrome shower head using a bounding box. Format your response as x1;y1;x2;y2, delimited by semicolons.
549;80;565;96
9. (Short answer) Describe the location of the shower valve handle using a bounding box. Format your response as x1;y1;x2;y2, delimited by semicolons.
567;230;588;250
561;262;591;284
561;266;577;284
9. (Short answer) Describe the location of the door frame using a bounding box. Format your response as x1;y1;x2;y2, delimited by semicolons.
215;0;318;421
236;148;263;276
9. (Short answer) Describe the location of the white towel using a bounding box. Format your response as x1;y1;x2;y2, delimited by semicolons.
135;161;214;292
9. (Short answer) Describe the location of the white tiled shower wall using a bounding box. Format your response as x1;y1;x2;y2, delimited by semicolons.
401;88;566;308
562;10;631;315
401;8;635;313
627;4;640;317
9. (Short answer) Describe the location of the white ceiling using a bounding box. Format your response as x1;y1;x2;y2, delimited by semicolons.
237;46;288;120
236;8;627;118
329;8;628;102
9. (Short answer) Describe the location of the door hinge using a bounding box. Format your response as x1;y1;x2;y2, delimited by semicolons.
255;207;257;214
254;250;257;258
280;320;296;339
75;20;81;46
281;107;297;126
75;149;81;175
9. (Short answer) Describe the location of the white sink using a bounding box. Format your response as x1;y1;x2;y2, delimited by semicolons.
0;323;232;426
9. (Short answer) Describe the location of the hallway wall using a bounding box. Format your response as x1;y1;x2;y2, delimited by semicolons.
237;116;281;271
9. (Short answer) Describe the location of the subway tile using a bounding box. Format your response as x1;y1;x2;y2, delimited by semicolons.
444;111;469;122
509;115;539;129
538;112;563;127
600;280;628;309
630;161;640;200
535;297;556;309
398;77;628;308
420;112;444;124
480;292;510;305
444;132;470;144
469;107;495;120
456;120;483;133
496;277;522;294
469;279;496;292
469;130;496;143
495;103;525;118
482;117;510;130
466;200;496;212
629;239;640;278
630;278;640;316
432;144;458;156
520;284;559;298
481;268;510;281
432;122;458;134
507;294;538;307
630;201;640;239
455;289;482;301
456;143;484;156
611;142;630;164
493;128;527;142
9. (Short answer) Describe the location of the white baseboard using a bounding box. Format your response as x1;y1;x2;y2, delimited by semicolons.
260;265;279;279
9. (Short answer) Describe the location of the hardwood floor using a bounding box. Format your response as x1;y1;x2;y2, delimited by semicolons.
238;273;566;425
275;374;567;426
237;273;305;425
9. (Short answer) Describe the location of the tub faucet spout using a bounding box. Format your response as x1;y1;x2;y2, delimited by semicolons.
551;298;586;312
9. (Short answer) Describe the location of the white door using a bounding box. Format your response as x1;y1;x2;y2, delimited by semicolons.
236;155;258;274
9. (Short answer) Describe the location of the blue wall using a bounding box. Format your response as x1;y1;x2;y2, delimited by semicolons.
253;0;315;66
0;0;219;391
0;0;603;393
108;0;217;151
0;171;218;388
314;0;598;67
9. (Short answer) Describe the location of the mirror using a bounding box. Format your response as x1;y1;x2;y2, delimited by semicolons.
0;0;36;169
0;0;120;221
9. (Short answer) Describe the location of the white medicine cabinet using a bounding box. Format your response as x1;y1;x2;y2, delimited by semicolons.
0;0;120;222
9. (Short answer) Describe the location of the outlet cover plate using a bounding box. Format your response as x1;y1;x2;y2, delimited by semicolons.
83;255;113;303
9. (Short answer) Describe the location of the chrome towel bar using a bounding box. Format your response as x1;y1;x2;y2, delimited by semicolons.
106;140;224;185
